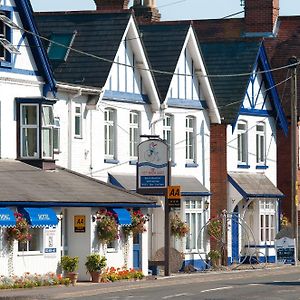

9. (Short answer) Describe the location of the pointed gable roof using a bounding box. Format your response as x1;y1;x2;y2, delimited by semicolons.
200;40;287;134
139;23;190;101
34;11;132;88
15;0;56;95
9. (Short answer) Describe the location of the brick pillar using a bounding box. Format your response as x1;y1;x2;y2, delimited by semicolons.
94;0;129;10
245;0;279;33
131;0;161;23
210;124;228;217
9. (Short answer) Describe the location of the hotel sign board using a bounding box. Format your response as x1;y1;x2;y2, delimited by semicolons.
275;237;296;265
137;139;169;195
74;215;86;233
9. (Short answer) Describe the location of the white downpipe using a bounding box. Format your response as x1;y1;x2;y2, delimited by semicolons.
67;89;82;170
90;110;93;177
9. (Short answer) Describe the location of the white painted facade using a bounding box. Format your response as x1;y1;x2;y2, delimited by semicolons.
52;24;220;271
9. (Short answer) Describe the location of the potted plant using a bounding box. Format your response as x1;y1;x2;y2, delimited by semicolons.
122;209;149;238
85;253;107;283
208;249;221;267
61;255;79;285
95;209;119;244
170;214;189;239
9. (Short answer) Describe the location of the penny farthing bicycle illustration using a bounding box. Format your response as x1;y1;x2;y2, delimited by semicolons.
143;141;160;162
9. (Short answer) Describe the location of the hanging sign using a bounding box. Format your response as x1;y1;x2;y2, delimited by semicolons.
167;186;181;208
74;215;86;233
137;139;169;194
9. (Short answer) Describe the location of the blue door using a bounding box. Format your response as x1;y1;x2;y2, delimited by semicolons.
231;207;239;263
133;233;141;269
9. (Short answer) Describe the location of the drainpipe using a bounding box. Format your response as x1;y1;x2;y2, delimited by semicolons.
90;110;93;177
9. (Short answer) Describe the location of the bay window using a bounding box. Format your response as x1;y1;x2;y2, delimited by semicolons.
17;99;56;161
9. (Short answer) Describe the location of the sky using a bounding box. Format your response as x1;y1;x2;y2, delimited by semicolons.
30;0;300;21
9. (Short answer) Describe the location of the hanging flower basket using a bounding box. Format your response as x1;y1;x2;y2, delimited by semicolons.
5;212;32;244
170;214;189;239
95;209;119;244
122;209;149;238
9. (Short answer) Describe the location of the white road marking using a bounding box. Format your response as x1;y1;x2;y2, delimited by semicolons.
162;293;193;299
201;286;233;293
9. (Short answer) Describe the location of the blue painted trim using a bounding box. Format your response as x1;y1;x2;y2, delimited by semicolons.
104;158;119;164
181;259;208;271
1;5;18;12
103;90;150;104
15;0;56;96
185;163;199;168
138;162;168;168
239;108;273;117
0;67;40;76
0;202;160;208
167;98;204;110
258;44;288;135
108;173;125;189
237;164;250;169
256;165;269;170
228;174;284;199
182;191;211;196
129;160;137;165
16;97;56;105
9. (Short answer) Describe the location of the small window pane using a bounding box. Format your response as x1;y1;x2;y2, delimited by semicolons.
42;128;52;158
22;105;37;125
22;128;38;157
42;106;54;126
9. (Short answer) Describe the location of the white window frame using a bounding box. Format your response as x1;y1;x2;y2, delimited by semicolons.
237;120;248;164
259;199;276;243
129;111;140;159
53;117;60;153
20;103;40;159
17;228;43;253
104;108;116;159
256;122;266;165
41;105;54;159
185;116;196;163
185;198;205;252
163;114;174;162
74;104;82;138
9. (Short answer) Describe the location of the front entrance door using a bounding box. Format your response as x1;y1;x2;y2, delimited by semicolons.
231;207;239;263
133;233;141;269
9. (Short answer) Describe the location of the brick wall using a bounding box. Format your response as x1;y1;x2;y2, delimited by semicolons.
245;0;279;33
210;124;228;217
94;0;129;10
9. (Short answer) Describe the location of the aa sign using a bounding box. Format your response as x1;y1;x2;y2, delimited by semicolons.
74;215;86;233
167;186;181;199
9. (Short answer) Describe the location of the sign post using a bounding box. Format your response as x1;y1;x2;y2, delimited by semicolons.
137;137;170;276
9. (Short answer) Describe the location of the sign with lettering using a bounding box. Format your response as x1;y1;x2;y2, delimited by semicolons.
137;139;169;194
44;228;57;258
275;237;296;265
74;215;86;233
167;186;181;199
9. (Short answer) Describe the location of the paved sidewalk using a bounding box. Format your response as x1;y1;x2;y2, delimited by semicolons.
0;264;298;300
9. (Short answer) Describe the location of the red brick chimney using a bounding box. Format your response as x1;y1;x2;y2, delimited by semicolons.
245;0;279;34
131;0;161;23
94;0;129;10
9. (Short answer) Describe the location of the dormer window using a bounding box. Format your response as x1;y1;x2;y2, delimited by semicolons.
0;12;20;64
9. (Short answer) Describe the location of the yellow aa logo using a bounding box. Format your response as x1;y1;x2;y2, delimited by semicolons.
167;186;181;199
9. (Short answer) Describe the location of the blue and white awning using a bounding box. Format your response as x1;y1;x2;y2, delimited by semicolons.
0;208;16;227
19;207;58;227
112;208;131;225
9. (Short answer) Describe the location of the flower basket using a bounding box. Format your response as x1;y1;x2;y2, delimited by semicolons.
5;212;32;244
122;209;149;238
170;214;189;239
95;209;119;244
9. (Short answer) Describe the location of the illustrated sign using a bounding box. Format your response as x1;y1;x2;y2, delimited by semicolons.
275;237;296;265
137;139;169;193
44;228;57;257
74;215;86;233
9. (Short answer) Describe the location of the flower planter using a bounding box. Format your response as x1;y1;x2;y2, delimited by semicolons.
90;271;101;283
66;272;78;285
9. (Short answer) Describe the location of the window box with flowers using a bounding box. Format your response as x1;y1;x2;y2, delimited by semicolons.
122;209;149;239
170;214;189;239
5;212;32;245
95;209;119;244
